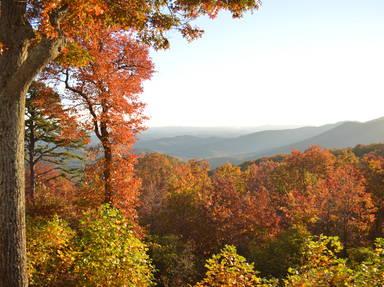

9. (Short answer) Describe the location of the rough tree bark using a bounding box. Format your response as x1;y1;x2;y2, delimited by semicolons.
0;79;28;287
27;121;36;203
0;1;64;286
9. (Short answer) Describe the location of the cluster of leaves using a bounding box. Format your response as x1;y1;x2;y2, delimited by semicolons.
44;29;154;218
195;245;277;287
284;235;354;286
29;0;262;51
27;205;154;287
248;226;311;278
283;236;384;287
27;216;76;286
26;169;78;219
353;238;384;286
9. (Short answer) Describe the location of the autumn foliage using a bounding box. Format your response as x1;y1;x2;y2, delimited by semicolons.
45;30;153;219
25;141;384;286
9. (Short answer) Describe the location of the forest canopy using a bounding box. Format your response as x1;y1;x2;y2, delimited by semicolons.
25;144;384;286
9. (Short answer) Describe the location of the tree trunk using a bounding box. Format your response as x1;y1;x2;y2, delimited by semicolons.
103;144;113;204
28;156;35;204
0;84;28;287
100;102;112;205
0;2;64;282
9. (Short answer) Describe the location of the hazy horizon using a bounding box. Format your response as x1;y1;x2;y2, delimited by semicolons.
144;114;383;129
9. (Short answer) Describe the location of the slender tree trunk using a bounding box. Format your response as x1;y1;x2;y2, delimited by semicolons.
103;144;113;204
100;101;112;204
28;158;35;204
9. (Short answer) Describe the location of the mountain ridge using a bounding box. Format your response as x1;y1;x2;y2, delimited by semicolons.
134;117;384;167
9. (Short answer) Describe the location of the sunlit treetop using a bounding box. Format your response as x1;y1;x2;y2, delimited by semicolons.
23;0;261;49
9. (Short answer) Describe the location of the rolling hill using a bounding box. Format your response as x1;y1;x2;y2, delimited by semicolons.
210;118;384;166
135;117;384;167
135;123;340;159
255;117;384;157
135;123;334;159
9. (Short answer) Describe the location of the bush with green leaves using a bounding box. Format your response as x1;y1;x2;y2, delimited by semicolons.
27;215;76;286
354;238;384;286
249;226;310;278
284;235;354;287
195;245;277;287
73;205;155;287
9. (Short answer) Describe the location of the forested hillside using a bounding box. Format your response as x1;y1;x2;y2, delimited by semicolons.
25;144;384;286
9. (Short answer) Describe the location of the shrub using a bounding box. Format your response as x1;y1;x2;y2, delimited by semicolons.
195;245;277;287
284;236;354;287
354;238;384;286
73;205;154;287
27;216;76;286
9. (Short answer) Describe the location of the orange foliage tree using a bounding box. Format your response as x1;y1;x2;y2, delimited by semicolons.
205;164;280;249
266;147;337;227
273;146;336;195
135;153;182;227
313;164;376;247
243;147;376;247
154;160;215;254
50;31;153;218
361;153;384;238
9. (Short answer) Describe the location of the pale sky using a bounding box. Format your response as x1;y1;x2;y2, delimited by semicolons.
141;0;384;127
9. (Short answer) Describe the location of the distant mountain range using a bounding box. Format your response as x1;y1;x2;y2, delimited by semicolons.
134;117;384;167
137;125;300;140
